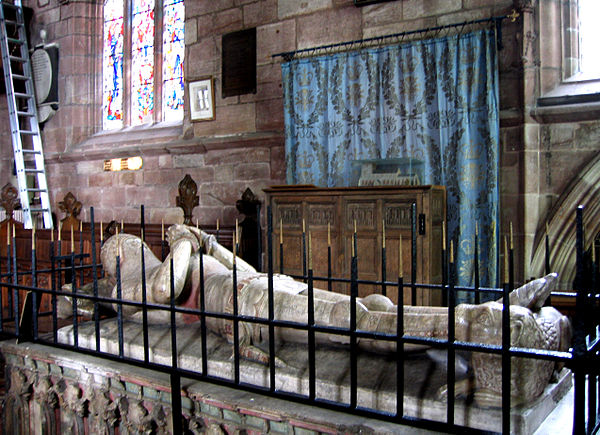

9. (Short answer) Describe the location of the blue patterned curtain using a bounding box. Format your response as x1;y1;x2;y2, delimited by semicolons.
282;29;500;295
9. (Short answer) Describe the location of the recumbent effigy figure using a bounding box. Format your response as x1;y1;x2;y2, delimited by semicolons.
61;224;571;408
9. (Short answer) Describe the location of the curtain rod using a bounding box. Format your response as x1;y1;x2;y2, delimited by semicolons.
272;9;519;61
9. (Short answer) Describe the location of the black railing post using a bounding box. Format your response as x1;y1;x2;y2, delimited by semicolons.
307;232;316;401
79;221;84;285
446;241;455;427
5;222;12;319
396;235;404;419
90;208;101;351
169;255;183;434
256;203;262;272
115;235;124;359
441;223;447;307
381;219;387;297
57;227;63;293
501;235;512;434
232;235;240;385
545;223;551;276
199;249;208;377
411;203;417;305
572;205;586;435
70;230;78;349
267;207;276;391
474;224;480;304
350;229;358;409
279;218;284;275
12;225;19;337
50;227;57;342
590;247;599;433
140;206;149;363
31;227;38;341
161;220;166;262
327;223;332;292
302;220;307;281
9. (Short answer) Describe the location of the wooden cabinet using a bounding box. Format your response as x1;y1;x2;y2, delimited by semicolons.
264;185;446;306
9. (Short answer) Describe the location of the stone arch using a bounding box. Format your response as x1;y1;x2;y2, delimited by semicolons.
530;152;600;288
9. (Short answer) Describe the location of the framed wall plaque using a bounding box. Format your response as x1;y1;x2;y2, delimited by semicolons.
189;77;215;121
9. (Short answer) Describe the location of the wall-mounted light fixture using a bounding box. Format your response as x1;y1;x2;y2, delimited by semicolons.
103;156;143;171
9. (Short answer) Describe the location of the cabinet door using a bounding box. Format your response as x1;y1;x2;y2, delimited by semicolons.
271;199;304;276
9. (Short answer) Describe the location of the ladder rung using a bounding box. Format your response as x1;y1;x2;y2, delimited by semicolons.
3;19;22;26
17;110;33;116
9;55;26;62
12;73;26;80
26;188;48;193
2;3;20;10
20;130;37;135
22;149;41;154
7;37;23;44
14;92;33;98
24;169;43;173
30;208;50;213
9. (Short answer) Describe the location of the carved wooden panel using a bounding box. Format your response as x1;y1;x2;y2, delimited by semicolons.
265;185;446;306
307;204;335;227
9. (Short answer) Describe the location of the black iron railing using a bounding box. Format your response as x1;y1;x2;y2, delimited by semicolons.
0;204;598;434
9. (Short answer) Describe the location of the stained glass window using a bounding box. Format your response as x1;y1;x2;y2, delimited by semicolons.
102;0;184;130
131;0;155;125
102;0;124;130
162;0;185;122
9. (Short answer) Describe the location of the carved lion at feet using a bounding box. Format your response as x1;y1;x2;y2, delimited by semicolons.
441;274;572;408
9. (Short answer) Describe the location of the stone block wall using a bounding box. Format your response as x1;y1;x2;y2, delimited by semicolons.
0;0;597;282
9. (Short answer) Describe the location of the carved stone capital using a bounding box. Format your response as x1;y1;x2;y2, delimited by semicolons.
119;397;154;433
33;376;57;408
8;368;32;399
58;381;87;418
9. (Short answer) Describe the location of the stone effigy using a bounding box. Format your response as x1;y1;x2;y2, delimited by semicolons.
60;224;571;408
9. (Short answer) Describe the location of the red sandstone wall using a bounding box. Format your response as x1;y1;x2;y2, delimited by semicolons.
0;0;596;282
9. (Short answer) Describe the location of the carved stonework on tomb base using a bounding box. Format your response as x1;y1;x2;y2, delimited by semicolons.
32;376;58;435
57;380;86;435
3;367;32;434
86;386;119;435
176;174;199;225
118;396;171;434
33;376;57;407
59;192;82;230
